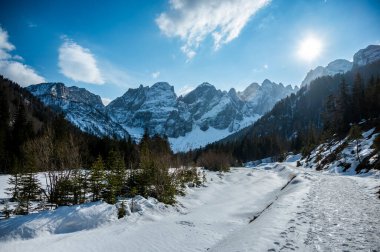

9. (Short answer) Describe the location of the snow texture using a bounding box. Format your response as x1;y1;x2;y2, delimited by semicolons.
1;163;379;251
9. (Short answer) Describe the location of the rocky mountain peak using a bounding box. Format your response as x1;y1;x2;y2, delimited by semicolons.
27;83;128;139
301;59;352;87
262;79;274;87
28;80;298;151
353;45;380;67
27;82;104;109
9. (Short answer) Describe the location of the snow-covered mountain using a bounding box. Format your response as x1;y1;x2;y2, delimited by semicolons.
28;80;297;151
353;44;380;67
107;82;190;139
301;45;380;87
27;83;129;139
301;59;353;87
238;79;298;115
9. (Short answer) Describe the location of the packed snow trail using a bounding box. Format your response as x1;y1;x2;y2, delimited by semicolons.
211;167;380;252
1;165;379;252
305;175;380;251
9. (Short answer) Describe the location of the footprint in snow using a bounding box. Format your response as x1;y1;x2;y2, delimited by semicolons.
176;221;195;227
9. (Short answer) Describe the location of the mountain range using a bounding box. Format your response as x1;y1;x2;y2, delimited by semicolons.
27;79;298;151
26;45;380;152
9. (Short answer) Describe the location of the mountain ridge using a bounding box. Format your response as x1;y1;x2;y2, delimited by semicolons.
301;44;380;87
28;79;298;151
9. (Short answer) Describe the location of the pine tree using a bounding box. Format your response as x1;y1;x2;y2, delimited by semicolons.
6;167;22;201
352;73;365;122
336;78;351;134
105;150;126;204
17;172;41;214
90;156;105;201
0;94;9;170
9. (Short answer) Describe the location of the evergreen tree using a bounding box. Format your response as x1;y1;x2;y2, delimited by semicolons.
105;150;126;204
0;94;9;170
17;150;41;214
352;73;365;122
6;166;22;201
17;172;41;214
90;156;105;201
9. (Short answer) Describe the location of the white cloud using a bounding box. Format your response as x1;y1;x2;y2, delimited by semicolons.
100;61;133;88
58;38;104;84
156;0;270;59
152;71;160;79
0;61;45;86
0;27;45;86
177;85;195;96
101;97;112;106
252;63;269;73
0;50;11;60
0;28;15;51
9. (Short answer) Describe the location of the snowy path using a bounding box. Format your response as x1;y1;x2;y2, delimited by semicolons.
305;175;380;251
211;167;380;252
1;165;379;252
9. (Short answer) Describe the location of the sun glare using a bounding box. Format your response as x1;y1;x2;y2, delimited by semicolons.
297;36;322;61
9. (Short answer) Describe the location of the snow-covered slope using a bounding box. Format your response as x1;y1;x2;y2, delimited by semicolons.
238;79;298;115
301;59;353;87
353;44;380;67
108;80;297;151
107;82;190;138
301;128;379;174
27;83;129;139
1;164;379;251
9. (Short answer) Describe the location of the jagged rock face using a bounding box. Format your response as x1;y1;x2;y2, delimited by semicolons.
107;82;191;138
301;59;353;87
27;83;129;139
353;45;380;67
238;79;298;115
27;80;298;144
179;83;247;132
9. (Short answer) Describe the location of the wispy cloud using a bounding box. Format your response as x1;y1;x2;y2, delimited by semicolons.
177;85;195;96
152;71;160;79
156;0;270;60
58;37;104;84
27;21;37;28
0;27;45;86
253;63;269;73
101;97;112;106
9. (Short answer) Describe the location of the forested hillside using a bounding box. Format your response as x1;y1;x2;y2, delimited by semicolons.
0;76;204;215
196;61;380;165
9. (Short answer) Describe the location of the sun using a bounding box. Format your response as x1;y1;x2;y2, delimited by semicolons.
297;36;323;61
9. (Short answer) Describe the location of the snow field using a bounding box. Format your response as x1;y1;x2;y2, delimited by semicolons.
0;167;295;252
1;162;379;252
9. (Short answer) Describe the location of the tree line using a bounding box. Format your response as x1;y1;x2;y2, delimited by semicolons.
0;76;205;216
192;61;380;165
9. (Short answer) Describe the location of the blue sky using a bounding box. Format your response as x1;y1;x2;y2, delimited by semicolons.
0;0;379;104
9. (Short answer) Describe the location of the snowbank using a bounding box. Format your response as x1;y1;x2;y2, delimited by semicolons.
0;202;117;240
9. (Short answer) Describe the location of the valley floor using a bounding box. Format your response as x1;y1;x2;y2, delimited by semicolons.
0;163;379;252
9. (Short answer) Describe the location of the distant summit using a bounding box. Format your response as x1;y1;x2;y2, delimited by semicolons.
353;44;380;67
301;59;353;87
301;45;380;87
27;83;129;139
